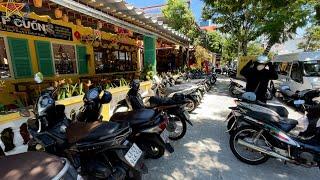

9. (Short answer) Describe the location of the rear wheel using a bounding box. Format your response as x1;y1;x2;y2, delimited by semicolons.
230;126;270;165
167;113;187;140
226;113;236;134
185;97;196;113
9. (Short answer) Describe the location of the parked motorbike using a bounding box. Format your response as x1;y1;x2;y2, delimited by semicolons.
27;75;146;179
229;79;273;100
0;151;81;180
114;79;192;141
227;68;237;78
226;93;289;134
228;92;320;168
278;86;320;111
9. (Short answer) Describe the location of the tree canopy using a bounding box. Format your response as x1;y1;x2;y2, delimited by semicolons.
298;26;320;51
162;0;199;43
202;0;315;55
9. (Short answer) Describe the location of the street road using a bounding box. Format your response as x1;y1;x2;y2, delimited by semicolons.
143;77;318;180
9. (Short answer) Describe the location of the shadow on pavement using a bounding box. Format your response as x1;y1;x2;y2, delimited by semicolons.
143;77;318;180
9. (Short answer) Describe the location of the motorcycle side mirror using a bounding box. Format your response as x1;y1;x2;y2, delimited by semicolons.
34;72;44;84
294;99;305;106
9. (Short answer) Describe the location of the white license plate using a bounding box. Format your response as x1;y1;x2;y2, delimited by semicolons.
183;111;190;119
125;143;142;167
160;129;169;143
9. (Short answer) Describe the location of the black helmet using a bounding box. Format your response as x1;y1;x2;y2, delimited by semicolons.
129;79;140;91
101;91;112;104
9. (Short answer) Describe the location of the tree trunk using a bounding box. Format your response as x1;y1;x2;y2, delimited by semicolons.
263;40;275;55
242;41;248;56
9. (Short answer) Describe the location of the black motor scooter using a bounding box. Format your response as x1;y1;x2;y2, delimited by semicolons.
75;85;174;159
114;80;193;141
278;86;320;111
28;83;147;179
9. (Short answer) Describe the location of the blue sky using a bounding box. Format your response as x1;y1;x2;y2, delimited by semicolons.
125;0;204;22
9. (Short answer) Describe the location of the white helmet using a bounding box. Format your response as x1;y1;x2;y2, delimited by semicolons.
257;55;269;64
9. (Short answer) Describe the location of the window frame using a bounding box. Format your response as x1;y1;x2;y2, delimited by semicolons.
0;35;15;80
50;42;79;76
290;62;304;83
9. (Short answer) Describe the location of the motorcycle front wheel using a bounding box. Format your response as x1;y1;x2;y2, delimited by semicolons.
230;126;270;165
167;114;187;140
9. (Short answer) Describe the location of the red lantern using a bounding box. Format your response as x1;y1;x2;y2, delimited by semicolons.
74;31;81;40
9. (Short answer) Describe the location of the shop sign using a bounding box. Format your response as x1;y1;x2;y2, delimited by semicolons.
0;12;73;41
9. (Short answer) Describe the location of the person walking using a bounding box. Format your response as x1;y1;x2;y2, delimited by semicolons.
240;55;278;103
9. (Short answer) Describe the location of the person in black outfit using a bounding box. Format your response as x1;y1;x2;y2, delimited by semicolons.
240;56;278;103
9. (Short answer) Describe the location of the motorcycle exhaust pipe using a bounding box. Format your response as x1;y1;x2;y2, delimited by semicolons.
237;139;295;163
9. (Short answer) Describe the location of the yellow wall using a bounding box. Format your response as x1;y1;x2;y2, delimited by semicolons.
236;56;257;78
0;81;153;124
0;7;139;105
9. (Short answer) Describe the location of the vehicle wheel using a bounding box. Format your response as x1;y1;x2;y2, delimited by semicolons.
167;114;187;140
229;126;270;165
113;105;129;113
226;113;236;134
229;86;240;97
211;77;217;85
141;141;165;159
265;89;273;100
185;97;196;113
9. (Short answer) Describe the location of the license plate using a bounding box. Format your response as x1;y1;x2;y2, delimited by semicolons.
183;111;190;119
125;143;142;167
160;129;169;143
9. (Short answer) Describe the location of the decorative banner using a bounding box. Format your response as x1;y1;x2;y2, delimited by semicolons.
0;12;73;40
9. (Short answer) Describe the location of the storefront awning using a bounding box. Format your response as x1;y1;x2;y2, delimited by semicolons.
49;0;190;46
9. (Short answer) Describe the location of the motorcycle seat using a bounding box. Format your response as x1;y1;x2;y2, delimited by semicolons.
0;152;65;180
258;103;289;117
246;111;297;132
66;121;127;144
276;118;298;133
110;109;156;127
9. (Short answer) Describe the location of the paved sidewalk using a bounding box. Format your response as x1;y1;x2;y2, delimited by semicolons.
142;77;318;180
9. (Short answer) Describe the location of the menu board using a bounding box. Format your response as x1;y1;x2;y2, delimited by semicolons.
0;12;73;41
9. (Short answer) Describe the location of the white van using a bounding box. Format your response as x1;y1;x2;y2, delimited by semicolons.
272;51;320;92
273;51;320;92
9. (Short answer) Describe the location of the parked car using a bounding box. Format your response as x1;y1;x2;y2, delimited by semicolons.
272;51;320;92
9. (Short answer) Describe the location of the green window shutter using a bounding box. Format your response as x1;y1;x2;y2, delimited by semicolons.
35;41;54;77
76;45;88;74
7;38;33;78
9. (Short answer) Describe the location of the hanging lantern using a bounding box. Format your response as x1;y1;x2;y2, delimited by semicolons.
33;0;42;8
55;8;63;19
76;19;82;26
114;26;118;33
97;21;103;29
92;41;100;47
62;14;69;22
74;31;81;40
